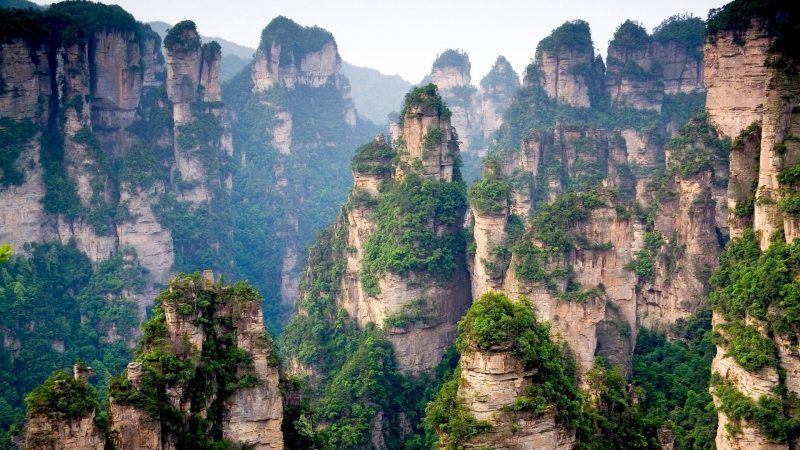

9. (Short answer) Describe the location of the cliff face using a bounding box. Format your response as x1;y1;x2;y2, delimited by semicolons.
0;9;236;314
228;16;363;309
457;17;722;444
339;94;470;374
479;56;521;143
165;22;232;206
704;22;772;140
425;50;482;157
705;4;800;449
457;348;576;449
108;273;283;449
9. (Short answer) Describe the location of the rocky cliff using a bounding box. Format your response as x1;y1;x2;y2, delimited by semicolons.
704;2;800;449
0;7;233;308
454;15;723;445
479;56;520;144
224;15;368;313
338;90;471;373
24;365;105;450
23;272;284;450
468;15;718;379
423;51;521;182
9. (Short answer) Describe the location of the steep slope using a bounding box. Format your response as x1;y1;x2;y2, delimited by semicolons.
702;1;800;448
223;16;376;322
148;20;255;82
22;272;283;450
280;84;470;447
420;50;522;184
436;16;722;447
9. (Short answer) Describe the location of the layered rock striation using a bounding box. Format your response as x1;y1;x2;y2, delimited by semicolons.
704;2;800;449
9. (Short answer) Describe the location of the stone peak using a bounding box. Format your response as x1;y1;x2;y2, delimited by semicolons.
480;55;520;90
258;15;335;55
536;19;594;58
164;20;200;53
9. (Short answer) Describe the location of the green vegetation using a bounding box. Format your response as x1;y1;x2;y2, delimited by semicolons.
224;55;377;333
428;293;659;448
424;369;491;449
25;367;97;420
468;157;510;215
479;56;520;93
707;0;799;68
0;244;12;263
627;231;663;282
712;375;799;442
361;170;467;295
432;49;470;71
0;1;143;49
710;228;800;334
665;110;730;180
537;20;593;55
163;20;199;50
281;221;460;448
610;20;651;52
581;359;659;449
351;138;395;176
633;311;718;449
458;293;583;424
0;118;37;186
713;321;777;372
259;16;334;67
399;83;452;123
0;242;147;441
652;15;705;57
108;274;269;448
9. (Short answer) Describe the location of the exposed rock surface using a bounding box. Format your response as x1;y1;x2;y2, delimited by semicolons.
107;273;283;449
339;99;471;373
458;349;575;449
706;8;800;449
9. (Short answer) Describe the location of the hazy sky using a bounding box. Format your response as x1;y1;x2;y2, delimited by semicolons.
32;0;727;82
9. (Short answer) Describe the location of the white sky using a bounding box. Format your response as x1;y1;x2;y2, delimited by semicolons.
32;0;727;83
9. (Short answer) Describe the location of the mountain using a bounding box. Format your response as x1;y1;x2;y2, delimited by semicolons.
5;0;800;449
148;20;255;81
0;0;40;9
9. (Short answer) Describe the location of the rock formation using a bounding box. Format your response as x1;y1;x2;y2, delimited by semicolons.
703;2;800;449
24;273;284;450
338;86;471;374
479;56;520;144
0;8;232;311
454;15;724;445
23;363;104;450
227;16;362;307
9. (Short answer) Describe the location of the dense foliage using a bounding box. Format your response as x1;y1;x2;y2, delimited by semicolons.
351;138;396;176
25;367;98;420
0;119;37;186
633;312;718;449
0;243;146;443
431;49;470;71
259;16;334;66
652;15;705;56
163;19;198;50
665;110;729;180
399;83;452;123
361;170;467;295
536;20;594;55
108;274;271;448
610;20;651;52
